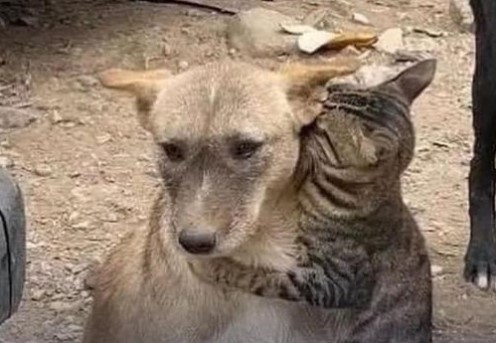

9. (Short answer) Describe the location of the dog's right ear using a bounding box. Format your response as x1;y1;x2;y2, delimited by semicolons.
98;68;172;131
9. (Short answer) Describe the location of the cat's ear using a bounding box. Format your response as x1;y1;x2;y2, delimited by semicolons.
379;59;437;105
278;57;361;126
98;68;172;131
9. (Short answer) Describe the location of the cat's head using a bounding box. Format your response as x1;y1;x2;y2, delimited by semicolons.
300;59;436;191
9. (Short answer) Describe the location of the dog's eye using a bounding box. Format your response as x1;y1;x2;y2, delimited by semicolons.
231;140;263;160
161;143;185;162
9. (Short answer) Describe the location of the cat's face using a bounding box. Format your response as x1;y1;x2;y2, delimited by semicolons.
301;60;436;180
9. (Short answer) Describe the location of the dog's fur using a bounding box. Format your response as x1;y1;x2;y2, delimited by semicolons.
465;0;496;291
82;58;364;343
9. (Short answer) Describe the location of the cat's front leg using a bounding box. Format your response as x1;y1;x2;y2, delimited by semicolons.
189;257;371;309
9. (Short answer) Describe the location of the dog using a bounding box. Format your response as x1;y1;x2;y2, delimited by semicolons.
81;58;365;343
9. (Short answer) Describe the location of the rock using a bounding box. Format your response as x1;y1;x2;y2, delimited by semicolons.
72;221;92;230
34;164;52;177
31;288;46;301
226;7;299;57
0;156;13;168
303;8;334;30
449;0;474;33
431;264;444;277
50;110;64;124
101;212;118;223
325;0;353;17
74;75;99;92
162;42;172;56
178;60;189;70
0;139;11;148
96;133;112;144
352;13;370;26
76;75;99;88
49;301;73;313
0;106;38;130
375;28;404;54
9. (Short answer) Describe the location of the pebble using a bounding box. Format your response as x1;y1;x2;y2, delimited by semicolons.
0;106;38;130
0;156;13;168
431;265;444;277
34;164;52;177
76;75;99;88
178;60;189;70
449;0;474;33
375;28;404;54
352;13;371;25
226;7;299;57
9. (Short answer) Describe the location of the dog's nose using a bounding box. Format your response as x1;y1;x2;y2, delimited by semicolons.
178;230;216;254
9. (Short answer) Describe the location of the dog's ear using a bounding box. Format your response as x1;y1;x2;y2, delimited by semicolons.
279;57;361;127
98;68;172;131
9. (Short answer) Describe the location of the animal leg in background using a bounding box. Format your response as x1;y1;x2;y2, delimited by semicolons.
465;0;496;291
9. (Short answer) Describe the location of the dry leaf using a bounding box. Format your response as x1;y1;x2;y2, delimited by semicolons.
279;23;316;35
327;31;378;50
297;30;336;54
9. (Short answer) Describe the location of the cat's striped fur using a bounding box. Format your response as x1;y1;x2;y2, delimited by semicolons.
190;60;436;342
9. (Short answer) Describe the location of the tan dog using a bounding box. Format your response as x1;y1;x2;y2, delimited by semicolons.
82;58;360;343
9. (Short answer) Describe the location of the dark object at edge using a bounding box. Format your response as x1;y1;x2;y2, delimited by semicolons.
0;167;26;325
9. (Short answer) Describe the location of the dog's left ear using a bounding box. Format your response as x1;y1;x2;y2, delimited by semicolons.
98;68;172;131
279;57;361;127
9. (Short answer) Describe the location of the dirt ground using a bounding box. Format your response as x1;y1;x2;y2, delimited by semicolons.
0;0;495;342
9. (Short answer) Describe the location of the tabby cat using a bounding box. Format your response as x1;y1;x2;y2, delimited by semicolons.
190;59;436;343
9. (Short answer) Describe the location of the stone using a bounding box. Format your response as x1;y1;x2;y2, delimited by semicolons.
352;13;370;26
50;110;64;124
375;28;404;54
226;7;299;57
34;164;52;177
303;8;334;31
49;301;73;313
431;264;444;277
76;75;99;88
449;0;474;33
178;60;189;70
96;133;112;144
0;106;38;130
0;156;13;168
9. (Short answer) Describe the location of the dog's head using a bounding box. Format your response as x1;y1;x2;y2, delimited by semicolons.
98;58;359;258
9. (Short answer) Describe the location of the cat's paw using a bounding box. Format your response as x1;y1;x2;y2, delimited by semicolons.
464;239;496;291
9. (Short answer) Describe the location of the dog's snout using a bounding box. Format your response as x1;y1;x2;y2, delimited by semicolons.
178;230;217;254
